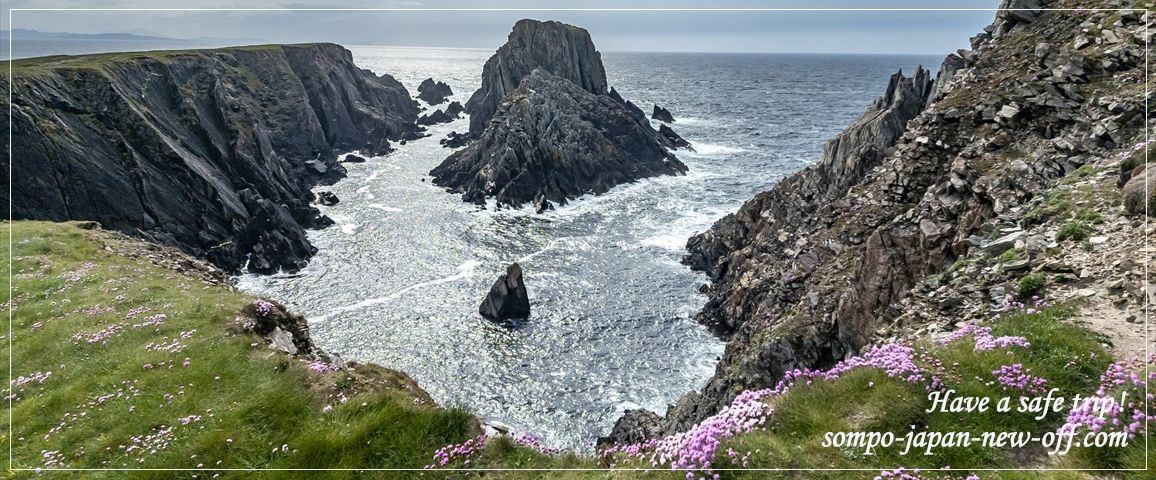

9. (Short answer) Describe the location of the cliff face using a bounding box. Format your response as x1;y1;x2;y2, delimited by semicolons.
463;19;609;136
2;43;419;274
433;20;686;210
613;1;1150;437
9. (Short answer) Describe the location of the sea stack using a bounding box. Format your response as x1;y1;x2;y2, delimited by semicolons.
651;104;675;123
479;263;531;321
430;19;687;209
417;78;453;104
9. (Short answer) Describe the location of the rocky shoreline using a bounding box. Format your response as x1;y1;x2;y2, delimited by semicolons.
3;43;421;274
605;0;1152;442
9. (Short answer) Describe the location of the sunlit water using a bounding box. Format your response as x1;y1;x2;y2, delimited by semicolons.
237;46;939;450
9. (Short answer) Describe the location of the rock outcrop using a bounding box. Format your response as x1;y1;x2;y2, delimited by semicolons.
651;105;675;123
342;153;367;163
479;263;531;321
433;20;685;209
611;4;1150;439
430;69;687;207
417;78;453;105
2;43;420;274
463;19;608;136
657;124;694;151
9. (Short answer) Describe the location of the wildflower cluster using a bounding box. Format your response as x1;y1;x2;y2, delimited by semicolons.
937;325;1030;352
597;343;937;478
991;364;1048;394
307;361;339;373
513;433;563;455
1059;354;1154;440
426;433;488;468
874;468;980;480
253;299;275;316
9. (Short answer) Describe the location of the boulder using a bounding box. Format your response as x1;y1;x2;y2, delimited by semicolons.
342;153;367;163
315;191;340;206
417;108;456;126
651;104;675;123
463;19;608;135
417;78;453;105
445;101;465;117
479;263;531;321
1122;165;1155;217
597;409;663;447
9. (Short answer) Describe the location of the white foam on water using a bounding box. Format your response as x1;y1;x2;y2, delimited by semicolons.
313;259;481;321
682;142;747;157
367;203;403;213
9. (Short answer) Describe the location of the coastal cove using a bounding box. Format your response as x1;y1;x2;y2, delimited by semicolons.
236;46;938;450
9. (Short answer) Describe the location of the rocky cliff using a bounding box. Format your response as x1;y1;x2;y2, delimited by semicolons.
432;20;687;210
463;19;608;136
2;43;420;274
608;0;1151;439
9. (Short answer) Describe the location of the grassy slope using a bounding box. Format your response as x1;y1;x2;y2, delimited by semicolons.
2;221;479;478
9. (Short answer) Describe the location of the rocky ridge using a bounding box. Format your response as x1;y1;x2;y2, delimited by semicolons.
606;0;1153;441
2;43;420;274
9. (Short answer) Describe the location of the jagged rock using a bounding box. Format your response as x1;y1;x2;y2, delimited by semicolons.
417;108;457;126
315;191;340;206
479;263;531;321
463;19;608;135
313;214;335;229
597;409;663;447
982;231;1026;254
440;131;472;149
417;78;453;105
445;101;465;117
342;154;367;163
651;105;675;123
533;193;555;214
430;69;686;208
3;43;419;274
657;124;694;151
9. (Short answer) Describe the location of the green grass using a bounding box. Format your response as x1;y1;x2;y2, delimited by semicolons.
1055;221;1094;243
1;221;480;477
1016;272;1048;299
709;302;1151;479
995;248;1023;264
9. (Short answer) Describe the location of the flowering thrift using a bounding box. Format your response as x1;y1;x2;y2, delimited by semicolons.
992;364;1048;395
1058;354;1154;440
937;325;1030;352
596;343;936;478
253;299;275;316
307;361;338;373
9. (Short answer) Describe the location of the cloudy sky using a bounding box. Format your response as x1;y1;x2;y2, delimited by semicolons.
4;0;1000;54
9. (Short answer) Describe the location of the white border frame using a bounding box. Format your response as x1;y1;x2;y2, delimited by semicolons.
2;4;1146;476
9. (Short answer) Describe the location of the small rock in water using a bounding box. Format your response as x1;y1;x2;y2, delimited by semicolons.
342;154;366;163
479;263;531;321
316;191;340;206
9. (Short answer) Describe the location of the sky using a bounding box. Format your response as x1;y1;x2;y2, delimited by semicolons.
2;0;1001;54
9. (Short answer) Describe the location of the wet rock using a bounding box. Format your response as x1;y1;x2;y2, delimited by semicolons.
313;214;335;229
417;108;457;126
417;78;453;105
445;101;465;117
657;124;694;151
533;193;555;214
479;263;531;321
651;104;675;123
315;191;340;206
342;153;367;163
440;131;473;149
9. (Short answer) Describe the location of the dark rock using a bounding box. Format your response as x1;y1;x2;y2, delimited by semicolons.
464;19;608;136
417;78;453;105
417;108;456;126
445;101;465;117
533;193;554;214
3;43;419;274
479;263;531;321
440;131;473;149
313;214;335;229
657;124;694;151
431;69;686;209
315;191;340;206
651;104;675;123
342;153;367;163
597;409;662;447
1122;165;1155;217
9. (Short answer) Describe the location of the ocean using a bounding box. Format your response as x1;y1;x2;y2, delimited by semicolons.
236;46;941;451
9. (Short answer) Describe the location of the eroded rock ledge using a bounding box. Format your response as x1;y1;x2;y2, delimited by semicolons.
2;43;420;274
